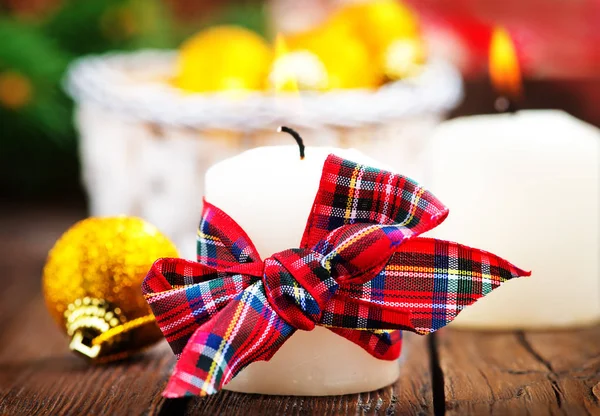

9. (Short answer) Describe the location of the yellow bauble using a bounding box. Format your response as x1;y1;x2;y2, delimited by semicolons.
42;217;179;362
176;25;272;92
330;0;424;79
280;21;380;90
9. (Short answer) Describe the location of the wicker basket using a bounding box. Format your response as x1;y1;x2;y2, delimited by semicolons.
65;50;463;257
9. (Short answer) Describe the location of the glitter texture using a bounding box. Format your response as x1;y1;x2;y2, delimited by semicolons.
42;216;179;358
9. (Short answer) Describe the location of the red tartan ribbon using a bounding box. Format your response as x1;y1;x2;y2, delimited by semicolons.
142;155;530;398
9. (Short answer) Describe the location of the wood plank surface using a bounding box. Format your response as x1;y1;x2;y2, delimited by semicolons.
436;328;600;415
0;205;599;415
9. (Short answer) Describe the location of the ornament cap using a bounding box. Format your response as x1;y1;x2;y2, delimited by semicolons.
64;297;126;360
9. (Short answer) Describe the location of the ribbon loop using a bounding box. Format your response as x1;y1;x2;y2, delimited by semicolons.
263;249;337;331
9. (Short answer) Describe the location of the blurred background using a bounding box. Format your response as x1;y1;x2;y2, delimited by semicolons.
1;0;599;204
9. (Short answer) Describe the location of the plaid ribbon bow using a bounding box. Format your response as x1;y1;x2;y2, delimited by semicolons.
143;155;529;398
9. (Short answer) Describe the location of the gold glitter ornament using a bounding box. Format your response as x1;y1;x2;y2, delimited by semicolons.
42;217;179;362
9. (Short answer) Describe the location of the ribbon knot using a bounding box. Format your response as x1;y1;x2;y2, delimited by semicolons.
263;249;336;331
143;154;530;398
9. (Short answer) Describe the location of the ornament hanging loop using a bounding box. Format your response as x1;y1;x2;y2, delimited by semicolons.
91;314;156;346
70;330;102;359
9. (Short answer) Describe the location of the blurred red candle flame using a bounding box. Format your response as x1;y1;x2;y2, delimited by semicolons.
489;27;522;101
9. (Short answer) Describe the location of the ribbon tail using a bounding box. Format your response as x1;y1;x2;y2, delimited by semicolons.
326;237;530;340
389;237;531;334
163;281;295;398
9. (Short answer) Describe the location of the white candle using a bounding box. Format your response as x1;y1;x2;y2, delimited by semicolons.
423;110;600;329
204;145;400;395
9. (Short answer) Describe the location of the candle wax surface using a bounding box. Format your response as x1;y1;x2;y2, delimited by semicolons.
205;146;391;259
205;145;400;395
424;110;600;329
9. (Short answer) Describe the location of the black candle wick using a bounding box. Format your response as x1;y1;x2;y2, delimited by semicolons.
277;126;305;160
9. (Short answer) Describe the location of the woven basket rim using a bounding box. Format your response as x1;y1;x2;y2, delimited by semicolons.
64;49;463;130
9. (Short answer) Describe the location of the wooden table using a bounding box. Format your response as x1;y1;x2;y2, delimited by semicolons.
1;205;598;415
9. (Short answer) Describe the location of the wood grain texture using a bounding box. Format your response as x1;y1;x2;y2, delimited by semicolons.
1;205;599;416
437;328;600;416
